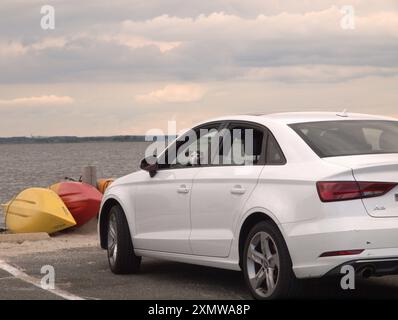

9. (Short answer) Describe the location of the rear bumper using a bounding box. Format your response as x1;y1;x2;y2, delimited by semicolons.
325;257;398;277
282;216;398;279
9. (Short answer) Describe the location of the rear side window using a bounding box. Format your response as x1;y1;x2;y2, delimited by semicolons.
290;120;398;157
219;123;286;166
221;125;265;165
267;134;286;164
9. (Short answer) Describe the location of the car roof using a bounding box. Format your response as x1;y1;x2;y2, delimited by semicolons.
206;112;396;125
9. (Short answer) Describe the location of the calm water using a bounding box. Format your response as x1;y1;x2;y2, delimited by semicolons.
0;142;151;228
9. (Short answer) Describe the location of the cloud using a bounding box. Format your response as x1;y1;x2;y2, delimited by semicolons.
0;1;397;136
135;84;206;104
241;65;398;83
120;8;398;43
100;35;180;53
0;41;27;57
1;5;398;83
31;37;67;51
0;37;67;58
0;95;74;106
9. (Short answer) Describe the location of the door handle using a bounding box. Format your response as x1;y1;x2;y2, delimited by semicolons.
177;185;190;194
231;185;246;195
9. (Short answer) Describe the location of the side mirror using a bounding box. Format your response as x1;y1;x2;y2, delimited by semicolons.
140;156;158;178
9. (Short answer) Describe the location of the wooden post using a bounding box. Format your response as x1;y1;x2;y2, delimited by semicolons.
82;166;97;187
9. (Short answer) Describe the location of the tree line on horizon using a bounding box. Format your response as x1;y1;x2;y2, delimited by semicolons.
0;135;174;144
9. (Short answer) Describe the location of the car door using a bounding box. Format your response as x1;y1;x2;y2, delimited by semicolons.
133;122;222;254
189;122;268;257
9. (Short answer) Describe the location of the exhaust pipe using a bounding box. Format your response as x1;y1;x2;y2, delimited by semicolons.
357;265;375;279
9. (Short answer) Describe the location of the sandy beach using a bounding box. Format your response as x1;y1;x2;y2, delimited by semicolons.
0;219;99;259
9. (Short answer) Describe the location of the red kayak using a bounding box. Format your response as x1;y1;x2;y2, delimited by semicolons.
50;182;102;227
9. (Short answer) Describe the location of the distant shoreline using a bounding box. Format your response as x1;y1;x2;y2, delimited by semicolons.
0;136;175;144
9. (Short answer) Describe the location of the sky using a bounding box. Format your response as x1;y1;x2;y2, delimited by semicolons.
0;0;397;136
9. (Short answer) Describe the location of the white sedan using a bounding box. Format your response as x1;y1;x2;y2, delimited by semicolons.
98;112;398;299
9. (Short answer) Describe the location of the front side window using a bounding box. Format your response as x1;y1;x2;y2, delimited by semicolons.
290;120;398;157
159;123;222;169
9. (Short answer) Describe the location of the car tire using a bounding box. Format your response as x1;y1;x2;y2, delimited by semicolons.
242;221;299;300
107;204;141;274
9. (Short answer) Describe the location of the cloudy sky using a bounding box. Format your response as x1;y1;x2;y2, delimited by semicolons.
0;0;397;136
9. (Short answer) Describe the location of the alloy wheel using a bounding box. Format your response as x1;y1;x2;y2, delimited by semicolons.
107;213;118;266
246;231;280;298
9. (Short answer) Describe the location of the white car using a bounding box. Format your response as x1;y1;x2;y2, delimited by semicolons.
98;112;398;299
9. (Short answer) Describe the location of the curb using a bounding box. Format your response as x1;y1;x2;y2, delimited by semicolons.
0;232;50;243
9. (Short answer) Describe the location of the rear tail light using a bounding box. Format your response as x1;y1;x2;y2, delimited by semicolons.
317;181;397;202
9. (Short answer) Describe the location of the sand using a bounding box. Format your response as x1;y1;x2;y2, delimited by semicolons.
0;218;100;258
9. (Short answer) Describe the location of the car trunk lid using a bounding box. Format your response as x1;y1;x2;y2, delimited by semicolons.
324;154;398;217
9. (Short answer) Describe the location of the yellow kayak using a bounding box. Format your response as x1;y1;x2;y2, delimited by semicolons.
2;188;76;234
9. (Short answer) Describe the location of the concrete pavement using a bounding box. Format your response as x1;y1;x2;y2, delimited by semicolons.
1;246;398;300
0;269;62;300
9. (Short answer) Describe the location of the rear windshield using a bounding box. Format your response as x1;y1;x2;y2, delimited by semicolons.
290;120;398;157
